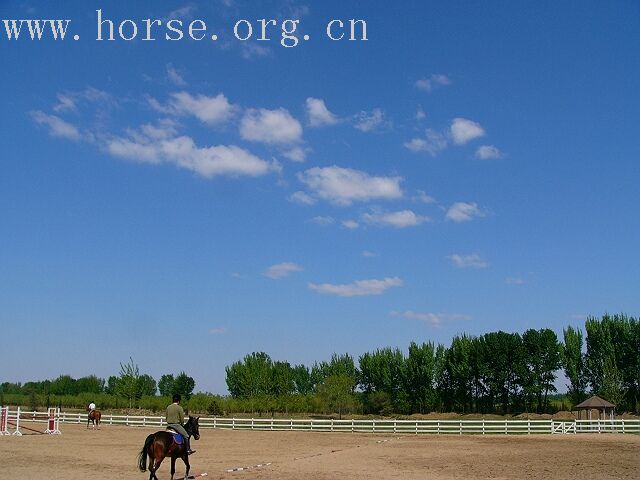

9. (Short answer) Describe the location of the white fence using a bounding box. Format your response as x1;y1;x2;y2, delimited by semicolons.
14;411;635;435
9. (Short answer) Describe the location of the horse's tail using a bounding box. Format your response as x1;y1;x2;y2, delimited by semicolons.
138;434;154;472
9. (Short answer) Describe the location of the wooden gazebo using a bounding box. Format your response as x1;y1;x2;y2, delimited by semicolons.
575;395;616;420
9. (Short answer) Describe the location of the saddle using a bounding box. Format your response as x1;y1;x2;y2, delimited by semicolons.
166;427;185;444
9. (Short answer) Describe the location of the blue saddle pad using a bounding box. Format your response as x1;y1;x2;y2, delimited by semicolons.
169;431;184;444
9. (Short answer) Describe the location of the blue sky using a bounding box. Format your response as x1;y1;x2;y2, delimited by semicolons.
1;1;638;394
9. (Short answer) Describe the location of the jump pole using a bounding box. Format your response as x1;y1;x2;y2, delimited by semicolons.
0;406;10;435
45;407;61;435
12;407;22;436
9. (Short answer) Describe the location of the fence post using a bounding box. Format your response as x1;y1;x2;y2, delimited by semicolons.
372;419;375;433
331;419;334;432
527;419;530;435
13;407;22;436
482;419;485;435
459;420;462;435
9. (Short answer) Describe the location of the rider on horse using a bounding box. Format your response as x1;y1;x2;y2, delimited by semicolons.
166;394;195;455
88;401;96;418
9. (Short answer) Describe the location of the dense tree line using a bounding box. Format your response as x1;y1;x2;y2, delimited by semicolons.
2;314;638;416
1;357;196;410
225;314;639;415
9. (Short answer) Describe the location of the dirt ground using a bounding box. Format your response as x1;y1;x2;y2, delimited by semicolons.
1;422;638;479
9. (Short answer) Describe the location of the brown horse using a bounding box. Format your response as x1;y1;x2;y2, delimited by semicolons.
138;416;200;480
87;410;101;429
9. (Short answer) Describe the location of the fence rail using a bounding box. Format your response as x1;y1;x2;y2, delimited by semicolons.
5;410;640;435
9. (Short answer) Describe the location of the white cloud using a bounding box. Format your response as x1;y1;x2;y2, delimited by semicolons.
415;74;451;92
209;327;227;335
475;145;503;160
160;136;273;177
164;5;197;21
506;277;525;285
107;137;160;163
404;138;429;152
298;166;403;206
306;97;339;127
342;219;359;229
391;310;471;327
448;254;488;269
240;42;272;59
362;210;429;228
362;250;378;257
168;92;236;125
282;146;307;162
166;63;187;86
53;93;77;113
404;129;448;155
264;262;303;279
106;128;275;178
309;277;402;297
354;108;387;132
450;118;485;145
415;106;426;121
139;119;178;140
240;108;303;145
53;87;113;113
414;190;436;204
289;190;316;205
31;111;82;141
446;202;485;222
310;216;335;226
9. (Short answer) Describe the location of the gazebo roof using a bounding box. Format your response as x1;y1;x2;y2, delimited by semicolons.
575;395;616;409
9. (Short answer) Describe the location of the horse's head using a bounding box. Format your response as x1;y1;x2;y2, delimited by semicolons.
186;416;200;440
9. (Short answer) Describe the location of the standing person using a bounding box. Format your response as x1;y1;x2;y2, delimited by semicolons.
166;394;195;455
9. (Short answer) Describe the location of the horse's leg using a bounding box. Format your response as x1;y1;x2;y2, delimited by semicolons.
147;456;154;480
150;457;164;480
183;453;191;480
170;456;177;480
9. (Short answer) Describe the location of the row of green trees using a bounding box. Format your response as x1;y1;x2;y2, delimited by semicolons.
2;314;637;416
225;314;639;414
1;358;196;409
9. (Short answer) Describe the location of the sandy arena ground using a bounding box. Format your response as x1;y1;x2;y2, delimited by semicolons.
0;422;638;479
